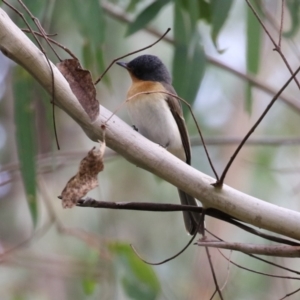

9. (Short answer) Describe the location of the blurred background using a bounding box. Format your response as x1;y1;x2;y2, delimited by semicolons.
1;0;300;299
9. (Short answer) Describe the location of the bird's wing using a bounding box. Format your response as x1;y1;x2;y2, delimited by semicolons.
162;82;191;165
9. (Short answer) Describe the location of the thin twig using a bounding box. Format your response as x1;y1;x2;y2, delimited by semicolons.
216;64;300;186
18;0;62;61
21;29;78;59
278;0;285;48
130;213;203;265
94;28;171;84
205;247;224;300
3;0;60;149
217;249;300;280
209;289;217;300
196;241;300;257
220;250;232;291
207;230;300;277
258;2;300;61
245;0;300;89
17;0;62;149
279;287;300;300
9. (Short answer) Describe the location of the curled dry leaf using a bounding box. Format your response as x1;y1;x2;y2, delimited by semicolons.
57;58;99;121
59;140;106;208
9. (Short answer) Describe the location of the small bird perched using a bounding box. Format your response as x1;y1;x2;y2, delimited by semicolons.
117;54;200;234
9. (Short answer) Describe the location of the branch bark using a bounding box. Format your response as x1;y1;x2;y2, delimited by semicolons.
1;8;300;240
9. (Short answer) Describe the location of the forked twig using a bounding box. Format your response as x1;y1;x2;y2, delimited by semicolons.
21;29;78;59
3;0;60;149
245;0;300;89
207;230;300;278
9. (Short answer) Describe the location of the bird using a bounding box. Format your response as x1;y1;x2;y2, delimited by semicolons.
116;54;200;235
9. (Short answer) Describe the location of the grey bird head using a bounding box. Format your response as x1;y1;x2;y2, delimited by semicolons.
117;55;172;84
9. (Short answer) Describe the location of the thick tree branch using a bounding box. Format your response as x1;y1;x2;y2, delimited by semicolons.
1;8;300;240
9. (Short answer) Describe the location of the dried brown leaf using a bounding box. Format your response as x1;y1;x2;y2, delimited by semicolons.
57;58;99;121
59;140;106;208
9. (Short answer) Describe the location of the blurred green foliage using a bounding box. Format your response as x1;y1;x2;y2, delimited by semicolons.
1;0;300;299
246;0;261;113
110;242;160;300
14;67;37;226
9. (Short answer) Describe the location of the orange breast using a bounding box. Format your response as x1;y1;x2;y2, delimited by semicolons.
127;80;165;102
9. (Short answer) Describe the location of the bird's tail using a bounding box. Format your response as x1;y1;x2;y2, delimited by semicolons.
178;189;201;235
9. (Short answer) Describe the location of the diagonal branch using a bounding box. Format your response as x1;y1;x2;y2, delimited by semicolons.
1;8;300;241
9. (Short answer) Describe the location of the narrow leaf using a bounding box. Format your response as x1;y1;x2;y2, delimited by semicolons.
70;0;105;44
109;242;160;300
82;277;97;295
126;0;170;36
198;0;211;23
211;0;233;48
284;0;300;38
14;68;37;226
173;5;206;114
246;0;261;113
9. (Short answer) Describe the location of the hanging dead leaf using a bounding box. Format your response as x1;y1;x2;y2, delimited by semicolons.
59;139;106;208
57;58;99;121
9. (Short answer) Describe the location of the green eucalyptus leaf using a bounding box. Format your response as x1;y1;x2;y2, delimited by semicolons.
178;0;210;22
126;0;140;12
211;0;233;48
82;277;97;295
198;0;211;23
71;0;105;43
187;0;200;29
126;0;170;36
246;0;261;113
82;41;93;70
109;242;160;300
284;0;300;37
14;68;37;226
173;5;206;114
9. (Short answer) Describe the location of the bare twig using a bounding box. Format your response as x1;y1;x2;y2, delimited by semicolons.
217;249;300;280
3;0;60;149
207;230;300;278
21;29;78;59
245;0;300;89
205;247;224;300
196;241;300;257
220;250;232;291
190;136;300;147
130;210;205;265
279;287;300;300
130;225;199;265
216;64;300;186
278;0;285;48
94;27;171;84
17;0;61;61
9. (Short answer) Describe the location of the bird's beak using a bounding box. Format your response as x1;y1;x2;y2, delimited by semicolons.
116;61;129;70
